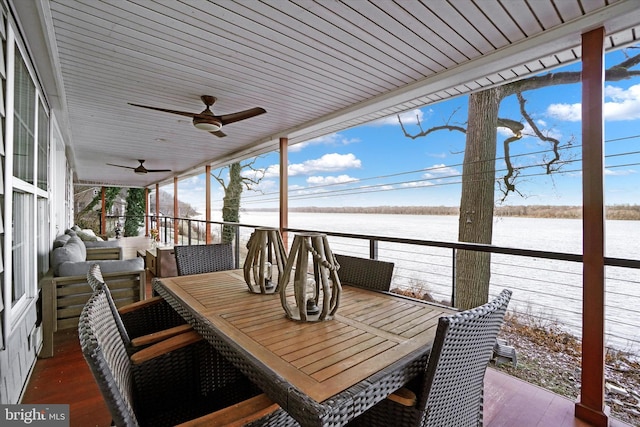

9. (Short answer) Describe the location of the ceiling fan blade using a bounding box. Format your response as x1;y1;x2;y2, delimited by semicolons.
146;169;172;173
128;103;196;118
106;163;136;170
210;130;227;138
219;107;266;126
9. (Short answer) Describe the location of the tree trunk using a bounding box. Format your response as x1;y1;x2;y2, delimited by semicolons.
221;162;243;244
124;188;145;237
455;88;502;309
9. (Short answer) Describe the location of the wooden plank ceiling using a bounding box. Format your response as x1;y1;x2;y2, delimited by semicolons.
18;0;640;188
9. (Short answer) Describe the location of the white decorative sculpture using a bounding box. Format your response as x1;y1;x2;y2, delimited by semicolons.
279;233;341;321
243;227;288;294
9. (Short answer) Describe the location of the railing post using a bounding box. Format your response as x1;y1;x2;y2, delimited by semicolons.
234;225;240;269
163;217;168;244
451;248;456;307
187;219;192;245
369;239;378;259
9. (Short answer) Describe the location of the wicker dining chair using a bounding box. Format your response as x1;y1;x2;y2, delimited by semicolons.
174;243;234;276
334;253;395;291
347;289;512;427
87;263;190;352
79;287;298;427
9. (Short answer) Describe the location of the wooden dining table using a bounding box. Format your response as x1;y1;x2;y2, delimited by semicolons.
153;269;455;427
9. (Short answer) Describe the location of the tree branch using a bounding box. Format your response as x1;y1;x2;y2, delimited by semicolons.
397;109;466;140
504;52;640;96
496;118;523;200
211;170;227;190
516;92;563;175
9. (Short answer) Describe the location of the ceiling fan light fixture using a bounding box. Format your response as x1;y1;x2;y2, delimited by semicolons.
193;117;222;132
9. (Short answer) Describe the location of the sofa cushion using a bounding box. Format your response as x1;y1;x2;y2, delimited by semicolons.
57;258;144;277
66;235;87;260
76;229;100;242
51;244;85;276
52;234;71;249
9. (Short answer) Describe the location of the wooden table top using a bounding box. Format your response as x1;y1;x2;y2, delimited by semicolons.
155;269;455;406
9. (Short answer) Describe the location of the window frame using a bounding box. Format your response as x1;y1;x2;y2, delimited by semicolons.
3;22;50;332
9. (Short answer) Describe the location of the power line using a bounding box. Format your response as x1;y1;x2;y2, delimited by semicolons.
241;159;640;205
243;134;640;202
224;133;640;205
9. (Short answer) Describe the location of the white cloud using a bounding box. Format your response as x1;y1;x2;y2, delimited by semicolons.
372;109;426;126
400;181;434;188
240;168;265;181
603;84;640;120
546;84;640;122
605;168;637;176
422;164;460;179
288;153;361;176
546;103;581;121
289;133;360;152
249;179;278;193
262;164;280;178
306;175;359;186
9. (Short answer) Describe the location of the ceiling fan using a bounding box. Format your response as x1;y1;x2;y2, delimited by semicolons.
106;159;171;175
128;95;266;137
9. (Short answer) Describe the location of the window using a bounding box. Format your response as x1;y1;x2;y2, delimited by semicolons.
13;51;35;185
37;101;49;191
11;191;33;306
9;40;49;315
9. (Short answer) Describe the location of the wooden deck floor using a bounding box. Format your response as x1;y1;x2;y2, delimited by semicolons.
21;236;631;427
22;328;630;427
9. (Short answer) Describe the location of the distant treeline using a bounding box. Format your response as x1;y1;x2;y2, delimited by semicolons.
247;205;640;220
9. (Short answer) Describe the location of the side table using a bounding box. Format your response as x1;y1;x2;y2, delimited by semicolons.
146;246;177;277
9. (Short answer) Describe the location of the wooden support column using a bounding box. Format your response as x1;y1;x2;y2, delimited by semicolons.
155;183;160;222
155;183;160;237
279;137;289;249
575;26;608;427
144;188;149;237
100;187;106;235
206;165;212;244
174;177;179;244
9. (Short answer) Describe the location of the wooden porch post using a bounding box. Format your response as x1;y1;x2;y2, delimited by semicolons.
174;177;179;244
279;137;289;249
100;187;106;235
144;188;149;237
575;26;608;427
206;165;212;244
155;183;160;227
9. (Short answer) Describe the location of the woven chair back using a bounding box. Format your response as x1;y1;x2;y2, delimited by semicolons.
87;263;132;347
79;288;139;426
334;253;395;291
418;289;512;427
174;243;234;276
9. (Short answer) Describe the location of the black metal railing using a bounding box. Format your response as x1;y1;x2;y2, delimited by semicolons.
100;213;640;353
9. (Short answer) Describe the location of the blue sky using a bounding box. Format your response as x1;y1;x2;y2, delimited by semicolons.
168;48;640;216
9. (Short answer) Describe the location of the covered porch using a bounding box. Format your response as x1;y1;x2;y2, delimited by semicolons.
1;1;639;426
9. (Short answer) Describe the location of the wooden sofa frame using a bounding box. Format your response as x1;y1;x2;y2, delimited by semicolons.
39;247;145;358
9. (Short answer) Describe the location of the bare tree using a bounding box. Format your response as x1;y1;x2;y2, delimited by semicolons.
401;49;640;309
212;159;265;244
